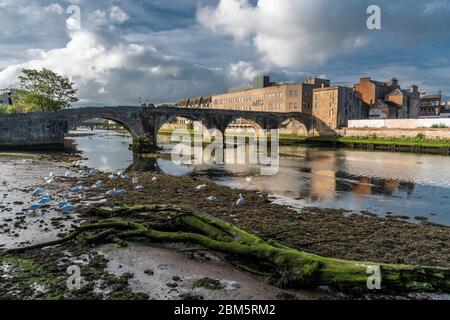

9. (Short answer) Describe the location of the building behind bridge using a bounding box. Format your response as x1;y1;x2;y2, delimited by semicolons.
419;92;442;117
354;77;421;119
0;89;16;105
177;76;364;130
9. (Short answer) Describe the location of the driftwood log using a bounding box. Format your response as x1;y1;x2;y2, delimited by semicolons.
2;204;449;293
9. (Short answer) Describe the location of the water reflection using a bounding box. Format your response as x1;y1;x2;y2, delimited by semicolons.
68;129;450;226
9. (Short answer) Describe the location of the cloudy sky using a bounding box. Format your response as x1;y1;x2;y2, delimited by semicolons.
0;0;449;105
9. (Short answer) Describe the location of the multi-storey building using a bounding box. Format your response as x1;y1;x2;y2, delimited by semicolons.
313;86;364;129
419;92;442;117
354;77;420;119
0;89;16;105
208;76;329;114
178;76;367;130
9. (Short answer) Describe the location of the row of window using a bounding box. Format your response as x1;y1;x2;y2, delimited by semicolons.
215;96;252;104
265;92;283;99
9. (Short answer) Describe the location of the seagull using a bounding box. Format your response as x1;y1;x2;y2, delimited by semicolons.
152;177;158;181
207;196;218;201
79;171;90;178
91;180;103;190
44;176;54;184
64;171;73;178
196;184;207;191
235;194;245;206
32;188;45;196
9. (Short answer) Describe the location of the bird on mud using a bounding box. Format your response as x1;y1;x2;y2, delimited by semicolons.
132;177;140;184
91;180;103;190
235;194;245;206
196;184;207;191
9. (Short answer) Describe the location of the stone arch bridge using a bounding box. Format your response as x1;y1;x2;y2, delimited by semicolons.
0;106;333;150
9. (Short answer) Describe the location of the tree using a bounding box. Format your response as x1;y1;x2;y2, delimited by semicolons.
14;68;78;112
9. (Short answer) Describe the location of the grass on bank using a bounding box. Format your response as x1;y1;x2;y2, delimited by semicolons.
158;130;450;148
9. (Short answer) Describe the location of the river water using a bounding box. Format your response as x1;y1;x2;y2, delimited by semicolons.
67;129;450;226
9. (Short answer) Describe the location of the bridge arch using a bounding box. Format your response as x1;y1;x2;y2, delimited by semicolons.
67;116;140;139
278;118;310;136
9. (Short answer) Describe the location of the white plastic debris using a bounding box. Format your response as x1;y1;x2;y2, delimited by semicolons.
131;177;139;184
106;189;127;197
79;171;90;178
64;171;73;178
24;203;42;211
91;180;103;190
235;194;245;206
196;184;207;191
108;174;118;180
61;204;76;213
70;186;84;193
134;186;145;191
23;159;33;164
152;177;157;181
31;188;45;196
207;196;218;201
37;195;52;205
56;199;69;208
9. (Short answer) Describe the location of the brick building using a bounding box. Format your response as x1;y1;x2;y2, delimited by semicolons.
313;86;364;129
208;76;329;114
354;77;420;119
178;76;364;129
419;92;442;117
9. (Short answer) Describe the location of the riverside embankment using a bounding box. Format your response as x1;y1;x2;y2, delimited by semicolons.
1;151;449;299
158;129;450;156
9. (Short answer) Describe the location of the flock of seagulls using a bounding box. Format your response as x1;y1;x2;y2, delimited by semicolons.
21;158;252;215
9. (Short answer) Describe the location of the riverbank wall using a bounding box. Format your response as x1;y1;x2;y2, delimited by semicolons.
0;113;66;150
339;128;450;140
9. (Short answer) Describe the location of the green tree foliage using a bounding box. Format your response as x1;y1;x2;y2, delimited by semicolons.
14;68;78;112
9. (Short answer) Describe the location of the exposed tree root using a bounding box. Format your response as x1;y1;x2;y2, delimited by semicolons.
2;204;449;293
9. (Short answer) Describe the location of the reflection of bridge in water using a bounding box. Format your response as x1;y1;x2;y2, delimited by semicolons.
0;106;335;151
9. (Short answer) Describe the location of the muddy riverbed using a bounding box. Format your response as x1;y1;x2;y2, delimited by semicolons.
0;152;449;300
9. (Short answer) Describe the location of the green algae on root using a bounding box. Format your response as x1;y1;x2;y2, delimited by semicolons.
193;278;225;290
3;204;449;294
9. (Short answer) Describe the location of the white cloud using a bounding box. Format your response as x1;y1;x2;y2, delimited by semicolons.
0;29;228;105
197;0;370;68
110;6;129;24
228;61;259;82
